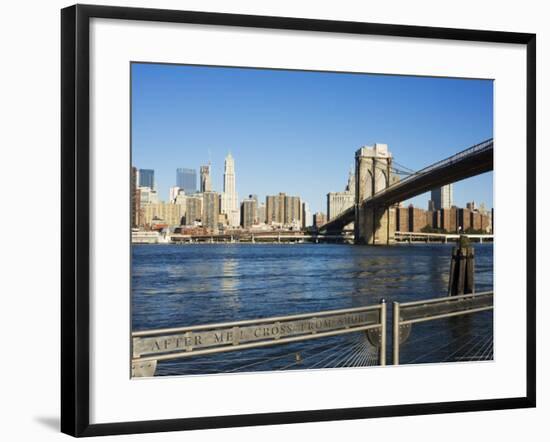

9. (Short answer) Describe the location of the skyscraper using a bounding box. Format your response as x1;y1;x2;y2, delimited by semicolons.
138;187;158;205
220;153;239;226
200;164;212;193
131;167;140;228
185;195;202;226
169;186;181;202
176;168;197;193
257;202;266;224
202;191;220;232
430;184;453;210
313;212;327;228
345;166;355;193
302;202;312;229
240;196;257;229
266;193;302;227
138;169;154;189
284;196;302;225
327;167;355;221
266;193;285;225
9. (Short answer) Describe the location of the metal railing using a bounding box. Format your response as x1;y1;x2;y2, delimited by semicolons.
397;138;493;183
132;302;387;377
392;291;493;365
132;291;494;376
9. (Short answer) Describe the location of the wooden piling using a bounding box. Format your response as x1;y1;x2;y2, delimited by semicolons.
448;236;475;296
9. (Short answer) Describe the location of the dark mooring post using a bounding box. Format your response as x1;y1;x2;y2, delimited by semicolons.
448;235;475;296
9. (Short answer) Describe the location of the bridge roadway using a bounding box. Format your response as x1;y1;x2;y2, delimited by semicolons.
321;139;493;232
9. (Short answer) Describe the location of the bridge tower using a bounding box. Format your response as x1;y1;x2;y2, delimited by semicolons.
354;143;396;245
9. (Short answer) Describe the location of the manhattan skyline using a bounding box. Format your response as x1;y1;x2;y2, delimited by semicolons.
132;63;493;213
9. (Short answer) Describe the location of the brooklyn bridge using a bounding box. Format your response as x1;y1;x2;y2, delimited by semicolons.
320;139;493;244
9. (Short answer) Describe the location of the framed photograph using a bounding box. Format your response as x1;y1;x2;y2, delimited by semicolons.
61;4;536;437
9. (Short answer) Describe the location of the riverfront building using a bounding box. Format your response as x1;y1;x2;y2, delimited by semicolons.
430;184;453;210
395;203;492;234
302;202;312;229
396;207;409;232
174;190;187;206
313;212;326;228
138;186;158;205
327;168;355;221
327;191;354;221
241;196;258;229
256;202;266;224
131;167;140;228
284;196;302;225
200;164;212;193
220;153;240;227
140;202;185;227
458;208;472;231
176;168;197;193
202;191;220;232
439;207;458;232
266;192;302;227
138;168;155;189
185;195;203;226
266;193;284;225
169;186;181;202
396;205;433;233
409;206;427;232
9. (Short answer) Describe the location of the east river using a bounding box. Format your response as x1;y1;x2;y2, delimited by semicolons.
132;243;493;376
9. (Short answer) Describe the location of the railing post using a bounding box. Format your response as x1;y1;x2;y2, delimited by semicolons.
380;299;386;366
393;301;400;365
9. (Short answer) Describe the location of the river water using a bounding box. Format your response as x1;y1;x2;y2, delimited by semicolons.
132;243;493;376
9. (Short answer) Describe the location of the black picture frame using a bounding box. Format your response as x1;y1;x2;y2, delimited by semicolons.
61;4;536;437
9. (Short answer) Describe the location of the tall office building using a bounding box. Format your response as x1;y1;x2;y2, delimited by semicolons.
200;164;212;193
430;184;453;210
174;190;187;206
284;196;302;225
266;193;283;225
138;186;158;205
266;192;301;227
220;153;240;226
140;202;185;227
345;166;355;193
256;202;266;224
327;192;354;221
240;196;258;229
302;202;312;229
131;167;140;228
478;202;488;215
313;212;327;228
202;191;220;232
138;169;155;189
327;168;355;221
176;168;197;193
185;195;203;226
169;186;181;202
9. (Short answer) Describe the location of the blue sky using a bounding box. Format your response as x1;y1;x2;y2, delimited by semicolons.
131;63;493;214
